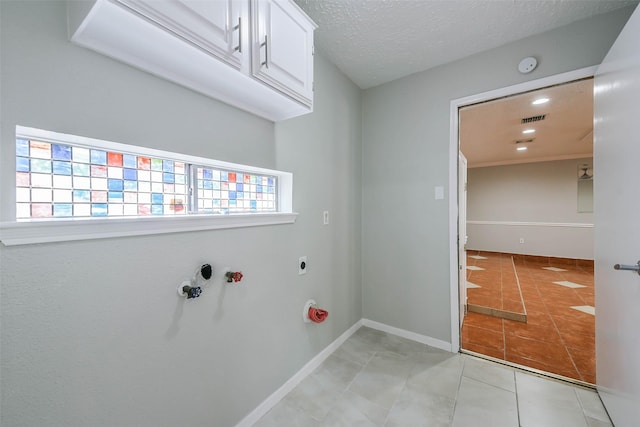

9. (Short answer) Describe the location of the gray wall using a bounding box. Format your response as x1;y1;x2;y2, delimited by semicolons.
362;7;635;343
0;2;361;426
466;158;594;259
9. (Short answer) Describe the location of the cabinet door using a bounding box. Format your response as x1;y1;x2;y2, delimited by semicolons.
252;0;316;106
117;0;247;69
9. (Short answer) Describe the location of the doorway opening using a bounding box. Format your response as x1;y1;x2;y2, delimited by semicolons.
449;68;596;385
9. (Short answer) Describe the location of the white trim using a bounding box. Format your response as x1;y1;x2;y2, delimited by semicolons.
468;220;594;228
0;212;298;246
235;320;363;427
448;66;598;356
7;126;296;245
449;112;460;352
468;153;593;169
361;319;453;352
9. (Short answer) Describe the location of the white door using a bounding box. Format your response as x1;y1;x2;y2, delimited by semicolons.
458;152;468;326
593;6;640;426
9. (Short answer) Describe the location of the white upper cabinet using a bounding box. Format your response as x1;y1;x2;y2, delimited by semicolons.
252;0;316;106
117;0;247;70
67;0;316;121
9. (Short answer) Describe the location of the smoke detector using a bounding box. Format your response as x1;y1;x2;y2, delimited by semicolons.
518;57;538;74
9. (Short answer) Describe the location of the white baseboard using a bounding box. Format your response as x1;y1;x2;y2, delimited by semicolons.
361;318;453;352
236;318;453;426
235;319;363;427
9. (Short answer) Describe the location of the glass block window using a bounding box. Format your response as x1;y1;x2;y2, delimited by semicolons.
195;167;276;214
14;127;284;220
16;138;188;219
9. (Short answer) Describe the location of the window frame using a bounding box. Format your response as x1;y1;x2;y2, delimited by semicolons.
0;126;296;246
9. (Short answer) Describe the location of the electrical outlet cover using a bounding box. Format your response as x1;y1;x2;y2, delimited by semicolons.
299;256;308;275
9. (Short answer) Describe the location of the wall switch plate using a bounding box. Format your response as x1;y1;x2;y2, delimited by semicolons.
323;211;329;225
298;256;308;275
435;186;444;200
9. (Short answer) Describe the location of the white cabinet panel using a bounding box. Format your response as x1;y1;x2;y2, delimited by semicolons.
252;0;316;106
68;0;315;121
118;0;246;69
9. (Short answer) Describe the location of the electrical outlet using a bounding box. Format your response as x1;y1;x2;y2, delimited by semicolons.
519;238;525;244
298;256;308;275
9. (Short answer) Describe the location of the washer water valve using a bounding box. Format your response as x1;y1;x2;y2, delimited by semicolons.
177;264;213;299
225;271;243;283
182;284;202;299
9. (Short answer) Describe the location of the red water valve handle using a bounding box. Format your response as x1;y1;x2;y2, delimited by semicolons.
225;271;243;283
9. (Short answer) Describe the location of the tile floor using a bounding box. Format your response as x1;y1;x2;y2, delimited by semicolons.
463;251;595;383
254;327;610;426
465;252;525;314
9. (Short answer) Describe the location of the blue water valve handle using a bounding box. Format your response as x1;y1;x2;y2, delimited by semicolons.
188;286;202;299
182;285;202;299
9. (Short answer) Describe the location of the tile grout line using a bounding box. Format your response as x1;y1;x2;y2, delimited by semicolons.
502;317;506;360
345;349;389;426
500;253;505;312
500;256;507;359
447;354;467;426
511;256;527;318
574;388;594;426
531;261;585;382
548;314;584;382
513;371;522;427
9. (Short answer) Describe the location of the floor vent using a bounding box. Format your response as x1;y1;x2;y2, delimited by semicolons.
521;114;546;124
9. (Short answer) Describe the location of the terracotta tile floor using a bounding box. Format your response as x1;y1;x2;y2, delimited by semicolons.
465;252;525;314
462;251;596;384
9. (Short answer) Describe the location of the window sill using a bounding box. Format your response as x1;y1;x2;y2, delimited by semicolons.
0;213;298;246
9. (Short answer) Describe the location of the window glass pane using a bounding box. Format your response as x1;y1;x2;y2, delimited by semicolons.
53;161;72;175
52;144;71;160
195;166;276;214
72;147;90;163
30;141;51;159
16;139;30;157
16;138;189;219
32;203;52;217
91;149;107;165
15;129;284;223
107;152;123;167
123;154;137;169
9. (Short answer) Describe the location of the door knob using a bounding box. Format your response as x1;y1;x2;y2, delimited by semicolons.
613;261;640;275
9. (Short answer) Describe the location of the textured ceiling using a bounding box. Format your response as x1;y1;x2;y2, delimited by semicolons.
294;0;638;89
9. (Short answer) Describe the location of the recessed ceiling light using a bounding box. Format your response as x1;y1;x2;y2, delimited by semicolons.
532;97;550;105
517;146;528;151
522;129;535;134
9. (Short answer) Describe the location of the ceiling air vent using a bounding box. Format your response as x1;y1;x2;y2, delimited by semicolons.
515;138;534;144
521;114;546;124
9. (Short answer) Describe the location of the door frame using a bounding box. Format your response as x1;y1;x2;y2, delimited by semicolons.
458;152;468;327
448;65;598;352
